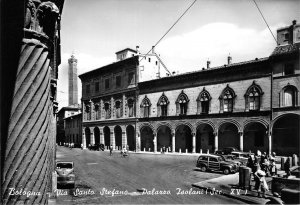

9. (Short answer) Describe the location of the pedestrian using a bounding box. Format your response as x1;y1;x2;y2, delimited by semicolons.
110;145;113;156
269;158;277;176
81;143;83;150
254;164;268;198
284;158;291;178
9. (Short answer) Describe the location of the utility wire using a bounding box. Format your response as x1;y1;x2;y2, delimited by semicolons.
140;0;198;62
252;0;278;45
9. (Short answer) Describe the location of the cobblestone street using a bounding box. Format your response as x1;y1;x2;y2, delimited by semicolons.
55;146;243;204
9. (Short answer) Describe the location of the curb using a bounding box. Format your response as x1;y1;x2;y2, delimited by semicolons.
192;183;269;204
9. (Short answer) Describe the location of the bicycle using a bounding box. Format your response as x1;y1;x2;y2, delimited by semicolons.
120;151;129;158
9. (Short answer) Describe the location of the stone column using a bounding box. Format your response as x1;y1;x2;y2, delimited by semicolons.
268;132;272;155
192;132;196;153
100;127;104;145
214;132;218;152
111;96;114;119
82;128;86;149
239;131;243;152
172;131;175;152
110;126;115;149
122;125;127;147
90;128;95;145
1;1;63;204
153;132;157;153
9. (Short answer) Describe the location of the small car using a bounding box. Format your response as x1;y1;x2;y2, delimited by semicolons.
214;147;239;155
230;151;251;165
196;154;239;174
88;144;105;151
56;161;75;189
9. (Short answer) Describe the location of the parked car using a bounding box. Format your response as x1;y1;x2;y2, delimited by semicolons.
56;161;75;189
88;144;105;151
196;154;239;174
214;147;239;155
230;151;251;165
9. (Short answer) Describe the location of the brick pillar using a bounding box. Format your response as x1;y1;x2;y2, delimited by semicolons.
214;132;218;152
239;131;243;152
153;132;157;153
172;131;175;153
111;96;114;119
192;132;196;153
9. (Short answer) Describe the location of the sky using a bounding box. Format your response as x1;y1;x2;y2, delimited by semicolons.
57;0;300;108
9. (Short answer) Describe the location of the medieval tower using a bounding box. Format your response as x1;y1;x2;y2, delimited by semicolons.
68;53;78;106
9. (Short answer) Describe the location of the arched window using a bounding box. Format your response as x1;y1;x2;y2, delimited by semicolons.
127;98;135;117
282;85;298;107
176;91;189;115
115;100;122;118
197;88;211;114
85;102;91;120
104;102;111;119
157;93;169;117
94;103;100;120
245;82;263;111
219;85;236;113
140;96;151;118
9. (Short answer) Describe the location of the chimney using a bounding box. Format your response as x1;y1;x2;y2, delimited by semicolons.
152;46;155;54
227;55;232;65
207;60;211;69
136;46;140;54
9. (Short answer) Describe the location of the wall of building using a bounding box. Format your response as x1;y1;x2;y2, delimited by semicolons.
138;77;271;117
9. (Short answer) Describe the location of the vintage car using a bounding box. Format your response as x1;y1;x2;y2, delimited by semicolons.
196;154;239;174
56;161;75;189
230;151;251;165
214;147;239;155
88;144;105;151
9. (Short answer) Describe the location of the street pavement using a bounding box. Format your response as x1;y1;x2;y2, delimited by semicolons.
55;146;245;204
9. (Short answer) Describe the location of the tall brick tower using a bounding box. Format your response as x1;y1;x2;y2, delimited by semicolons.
68;52;78;106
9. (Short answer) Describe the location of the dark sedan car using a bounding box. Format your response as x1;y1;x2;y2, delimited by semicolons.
215;147;239;155
56;161;75;189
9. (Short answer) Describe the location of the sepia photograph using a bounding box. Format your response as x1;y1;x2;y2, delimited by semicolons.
0;0;299;204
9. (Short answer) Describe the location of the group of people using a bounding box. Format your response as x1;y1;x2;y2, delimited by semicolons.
247;150;277;198
109;145;129;156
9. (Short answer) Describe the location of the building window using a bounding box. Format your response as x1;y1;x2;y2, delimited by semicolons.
219;85;236;113
116;76;121;87
115;101;122;118
127;98;134;117
128;72;135;85
282;85;298;107
197;88;211;114
284;64;294;75
95;82;100;92
245;82;263;111
94;103;100;120
283;33;289;41
176;91;189;116
148;58;151;62
105;79;110;89
157;93;169;117
85;103;91;120
86;84;90;94
104;103;111;119
140;96;151;118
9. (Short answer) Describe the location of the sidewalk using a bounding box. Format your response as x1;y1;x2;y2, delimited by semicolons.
192;171;284;204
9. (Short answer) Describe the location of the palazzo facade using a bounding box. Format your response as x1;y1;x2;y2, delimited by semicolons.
80;22;300;156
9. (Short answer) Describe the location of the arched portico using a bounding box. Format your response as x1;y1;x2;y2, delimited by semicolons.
140;126;154;152
272;114;300;156
126;125;135;151
157;125;172;152
196;123;214;153
85;127;91;147
94;127;100;144
104;126;110;147
175;124;192;152
218;122;239;150
243;122;268;153
114;126;122;150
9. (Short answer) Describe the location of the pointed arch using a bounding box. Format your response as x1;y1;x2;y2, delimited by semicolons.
244;81;264;111
157;93;169;117
140;95;151;118
197;87;211;114
219;84;236;113
281;84;298;107
176;90;189;115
